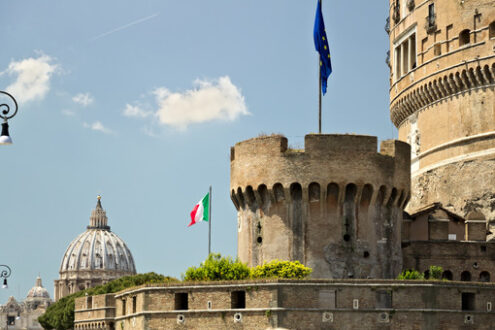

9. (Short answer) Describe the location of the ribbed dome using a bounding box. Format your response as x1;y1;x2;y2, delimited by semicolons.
26;276;50;300
59;196;136;273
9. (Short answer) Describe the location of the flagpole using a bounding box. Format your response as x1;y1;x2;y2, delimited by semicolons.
318;0;322;134
208;185;212;256
319;61;322;134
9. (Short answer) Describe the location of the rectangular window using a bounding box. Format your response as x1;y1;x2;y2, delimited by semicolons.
428;4;435;26
231;291;246;309
175;293;188;310
7;316;15;325
394;30;416;81
462;293;475;311
132;296;137;314
395;46;402;79
376;290;393;308
122;299;126;315
86;296;93;309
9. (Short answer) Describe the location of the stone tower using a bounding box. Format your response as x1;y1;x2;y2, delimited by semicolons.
388;0;495;227
230;134;410;279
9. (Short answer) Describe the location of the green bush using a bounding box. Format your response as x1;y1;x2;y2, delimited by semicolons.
429;265;443;280
397;269;424;280
183;253;250;281
250;260;312;279
38;273;177;330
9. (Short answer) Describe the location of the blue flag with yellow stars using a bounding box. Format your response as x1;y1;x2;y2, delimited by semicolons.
314;0;332;95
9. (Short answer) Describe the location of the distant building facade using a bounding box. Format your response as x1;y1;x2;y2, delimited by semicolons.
54;196;136;301
0;277;52;330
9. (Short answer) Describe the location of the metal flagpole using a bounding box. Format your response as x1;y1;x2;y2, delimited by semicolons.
319;61;322;134
208;185;212;256
318;0;322;134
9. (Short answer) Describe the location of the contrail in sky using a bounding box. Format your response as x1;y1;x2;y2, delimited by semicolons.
90;13;159;41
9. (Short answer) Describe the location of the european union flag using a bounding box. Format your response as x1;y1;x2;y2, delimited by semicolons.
314;0;332;95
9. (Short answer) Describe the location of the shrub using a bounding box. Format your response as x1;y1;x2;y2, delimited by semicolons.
429;265;443;280
38;273;177;329
250;260;312;279
397;269;424;280
183;253;250;281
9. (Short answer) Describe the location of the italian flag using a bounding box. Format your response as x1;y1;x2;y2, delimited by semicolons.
188;193;209;227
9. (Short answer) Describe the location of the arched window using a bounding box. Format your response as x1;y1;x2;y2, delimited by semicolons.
459;29;470;47
461;271;471;281
442;270;453;280
479;271;490;282
489;22;495;39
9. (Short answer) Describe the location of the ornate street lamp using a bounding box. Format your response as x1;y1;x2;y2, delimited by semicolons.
0;265;11;289
0;91;19;145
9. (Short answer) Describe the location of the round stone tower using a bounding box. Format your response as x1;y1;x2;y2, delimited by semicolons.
388;0;495;225
230;134;410;279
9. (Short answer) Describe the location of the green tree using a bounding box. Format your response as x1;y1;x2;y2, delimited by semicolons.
183;253;250;281
38;273;177;329
250;260;312;279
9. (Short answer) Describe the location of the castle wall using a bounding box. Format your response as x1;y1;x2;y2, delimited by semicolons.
388;0;495;223
403;241;495;281
75;280;495;330
230;134;410;279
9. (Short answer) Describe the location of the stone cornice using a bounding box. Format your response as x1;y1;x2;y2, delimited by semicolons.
391;60;495;127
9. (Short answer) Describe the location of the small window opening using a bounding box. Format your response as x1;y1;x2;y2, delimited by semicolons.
461;271;471;282
424;270;430;279
428;3;435;27
7;316;15;325
489;22;495;39
376;290;392;308
480;245;487;252
434;43;442;56
459;29;470;47
231;291;246;309
343;234;350;242
86;296;93;309
479;271;490;282
363;251;370;258
175;293;188;310
132;296;137;314
122;299;126;315
462;292;475;311
442;270;453;280
257;236;262;244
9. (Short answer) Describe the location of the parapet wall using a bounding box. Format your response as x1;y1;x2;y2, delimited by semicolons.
230;134;411;279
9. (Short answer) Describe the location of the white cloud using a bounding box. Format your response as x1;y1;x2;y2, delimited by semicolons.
149;76;248;130
123;104;152;118
72;93;94;107
83;121;114;134
4;54;58;103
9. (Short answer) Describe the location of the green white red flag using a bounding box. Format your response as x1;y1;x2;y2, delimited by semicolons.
188;192;210;227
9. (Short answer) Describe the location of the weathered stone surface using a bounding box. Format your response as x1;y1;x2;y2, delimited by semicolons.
230;134;410;279
75;280;495;330
389;0;495;224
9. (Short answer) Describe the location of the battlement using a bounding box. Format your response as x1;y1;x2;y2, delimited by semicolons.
231;134;410;194
231;134;410;161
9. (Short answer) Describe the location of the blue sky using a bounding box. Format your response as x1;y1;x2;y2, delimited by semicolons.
0;1;394;301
